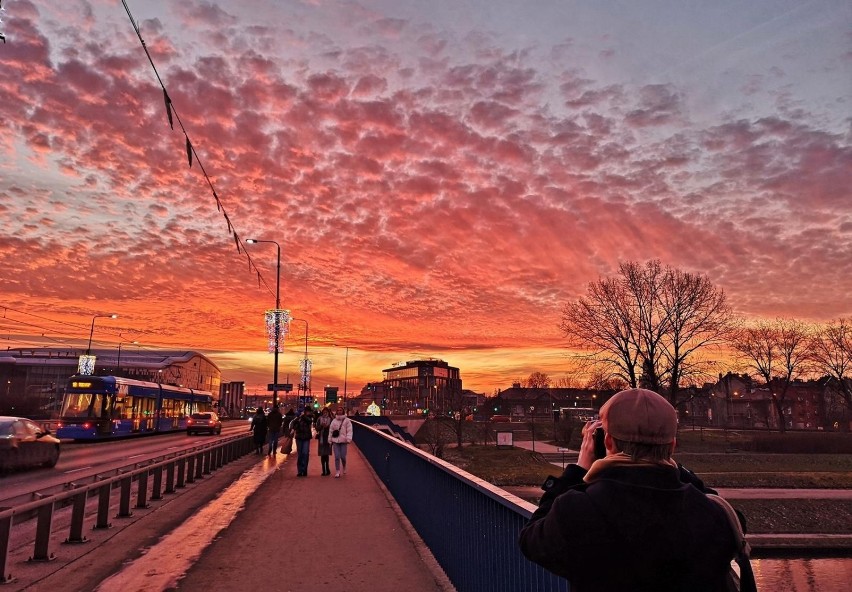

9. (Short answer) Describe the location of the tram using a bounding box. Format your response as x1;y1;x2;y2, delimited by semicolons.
56;375;214;440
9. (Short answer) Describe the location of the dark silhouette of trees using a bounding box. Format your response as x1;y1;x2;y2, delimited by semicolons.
730;318;811;432
559;260;732;405
810;318;852;427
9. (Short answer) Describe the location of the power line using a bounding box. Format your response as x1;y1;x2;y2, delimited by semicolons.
120;0;276;302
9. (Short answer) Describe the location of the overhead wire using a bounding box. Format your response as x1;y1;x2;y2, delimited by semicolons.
120;0;277;302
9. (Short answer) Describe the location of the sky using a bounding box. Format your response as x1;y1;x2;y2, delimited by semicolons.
1;0;850;396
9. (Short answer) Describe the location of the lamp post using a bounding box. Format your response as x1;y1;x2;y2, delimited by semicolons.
290;318;309;407
333;344;349;411
246;238;282;407
87;314;118;355
116;339;138;376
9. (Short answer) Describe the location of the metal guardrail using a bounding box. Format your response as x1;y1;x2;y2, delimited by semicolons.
352;420;569;592
0;433;253;583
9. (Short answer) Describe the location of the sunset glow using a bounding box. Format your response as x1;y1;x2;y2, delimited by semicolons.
1;1;850;394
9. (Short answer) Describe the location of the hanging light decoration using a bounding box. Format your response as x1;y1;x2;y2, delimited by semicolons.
264;309;290;353
299;358;312;388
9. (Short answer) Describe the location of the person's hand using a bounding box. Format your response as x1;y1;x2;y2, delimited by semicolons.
577;420;603;470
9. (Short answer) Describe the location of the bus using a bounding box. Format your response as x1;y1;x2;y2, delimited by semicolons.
56;375;214;440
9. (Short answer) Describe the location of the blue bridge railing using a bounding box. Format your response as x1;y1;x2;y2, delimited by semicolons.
353;420;569;592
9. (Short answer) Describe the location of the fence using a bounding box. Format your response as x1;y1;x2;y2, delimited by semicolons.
352;420;569;592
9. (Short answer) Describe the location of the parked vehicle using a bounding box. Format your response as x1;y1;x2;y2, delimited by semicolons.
187;412;222;435
0;416;61;472
490;415;511;422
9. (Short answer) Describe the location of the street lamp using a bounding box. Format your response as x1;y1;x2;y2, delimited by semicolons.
333;344;349;410
116;339;138;376
87;314;118;355
290;318;309;406
246;238;283;407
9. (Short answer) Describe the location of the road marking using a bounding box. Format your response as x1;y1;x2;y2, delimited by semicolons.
63;466;93;474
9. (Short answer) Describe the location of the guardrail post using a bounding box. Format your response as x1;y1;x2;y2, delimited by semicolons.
94;481;112;529
0;514;12;583
136;470;150;509
152;465;164;500
186;456;195;484
176;458;186;488
194;453;204;480
117;476;133;518
64;489;89;544
203;450;212;475
165;461;176;493
29;502;55;562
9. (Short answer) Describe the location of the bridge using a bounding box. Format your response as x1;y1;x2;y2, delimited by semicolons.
2;420;850;591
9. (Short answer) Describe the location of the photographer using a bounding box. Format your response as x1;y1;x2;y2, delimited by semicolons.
519;388;739;591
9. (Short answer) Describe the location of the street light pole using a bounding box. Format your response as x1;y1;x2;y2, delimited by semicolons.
290;318;309;407
87;314;118;355
246;238;282;407
116;339;138;376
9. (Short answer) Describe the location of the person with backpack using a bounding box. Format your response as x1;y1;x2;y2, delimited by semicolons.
290;407;314;476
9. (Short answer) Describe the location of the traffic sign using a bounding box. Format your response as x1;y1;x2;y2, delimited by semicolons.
268;383;293;392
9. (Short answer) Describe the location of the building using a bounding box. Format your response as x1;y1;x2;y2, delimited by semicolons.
382;358;462;415
0;347;221;417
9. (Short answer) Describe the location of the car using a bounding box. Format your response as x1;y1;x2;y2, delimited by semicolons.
0;416;61;472
186;412;222;435
490;415;511;422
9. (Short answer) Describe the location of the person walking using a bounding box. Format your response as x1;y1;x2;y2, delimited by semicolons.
291;407;314;476
518;388;741;591
328;407;353;478
280;407;296;454
314;407;333;476
266;403;283;455
249;407;267;455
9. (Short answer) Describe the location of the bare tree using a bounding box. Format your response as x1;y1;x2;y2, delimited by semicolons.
810;318;852;427
560;260;732;405
730;318;812;432
526;372;552;388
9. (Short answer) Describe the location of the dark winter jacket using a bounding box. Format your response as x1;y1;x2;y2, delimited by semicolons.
290;412;314;441
266;407;283;434
518;457;738;592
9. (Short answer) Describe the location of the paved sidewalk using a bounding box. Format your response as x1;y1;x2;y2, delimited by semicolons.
176;443;454;592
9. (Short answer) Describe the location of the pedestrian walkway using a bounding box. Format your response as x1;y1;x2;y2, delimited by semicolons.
175;443;455;592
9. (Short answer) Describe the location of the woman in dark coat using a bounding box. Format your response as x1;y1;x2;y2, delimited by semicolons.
315;407;333;475
249;407;267;455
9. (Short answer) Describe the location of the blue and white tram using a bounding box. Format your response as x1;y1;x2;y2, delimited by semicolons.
56;375;214;440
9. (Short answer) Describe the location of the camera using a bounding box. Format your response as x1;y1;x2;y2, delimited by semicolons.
593;427;606;459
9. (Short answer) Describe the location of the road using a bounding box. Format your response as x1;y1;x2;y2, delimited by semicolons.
0;420;248;505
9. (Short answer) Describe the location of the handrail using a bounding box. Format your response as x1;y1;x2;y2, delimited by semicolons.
352;419;568;592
